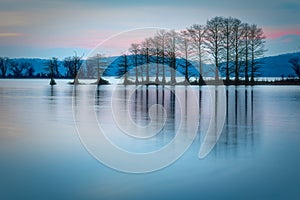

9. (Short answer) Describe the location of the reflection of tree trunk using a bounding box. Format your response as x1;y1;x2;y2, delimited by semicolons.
50;86;54;97
146;86;149;115
245;87;248;125
140;87;144;121
214;87;218;137
96;87;100;106
170;87;176;137
225;87;229;149
251;87;254;146
234;86;238;144
170;87;175;115
198;87;202;143
156;86;159;120
134;89;138;122
123;85;127;111
184;87;188;116
162;86;165;107
73;85;77;110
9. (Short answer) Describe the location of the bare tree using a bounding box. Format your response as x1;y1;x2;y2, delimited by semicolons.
242;23;250;84
72;53;83;84
0;57;10;77
231;18;245;83
141;38;151;83
248;24;266;84
63;53;83;84
53;58;60;78
117;54;129;84
129;43;140;84
157;30;167;84
63;56;74;78
205;16;224;81
165;30;178;84
220;17;235;82
44;57;59;85
178;30;193;83
289;57;300;79
86;53;107;83
96;54;106;82
150;36;161;83
188;24;206;83
50;57;59;77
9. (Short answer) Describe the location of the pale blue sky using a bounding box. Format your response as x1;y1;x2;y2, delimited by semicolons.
0;0;300;58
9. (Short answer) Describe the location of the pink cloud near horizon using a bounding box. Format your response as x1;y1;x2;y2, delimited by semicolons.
264;28;300;39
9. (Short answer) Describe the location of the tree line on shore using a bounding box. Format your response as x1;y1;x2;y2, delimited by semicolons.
1;16;300;85
116;16;267;85
0;56;82;78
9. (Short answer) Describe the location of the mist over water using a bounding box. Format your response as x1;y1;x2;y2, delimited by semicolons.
0;79;300;199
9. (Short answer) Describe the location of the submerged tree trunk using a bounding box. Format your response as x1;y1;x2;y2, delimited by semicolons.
50;77;56;85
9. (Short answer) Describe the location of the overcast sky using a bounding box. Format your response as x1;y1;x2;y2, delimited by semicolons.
0;0;300;58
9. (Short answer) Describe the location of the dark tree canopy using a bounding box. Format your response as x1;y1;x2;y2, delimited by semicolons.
289;57;300;79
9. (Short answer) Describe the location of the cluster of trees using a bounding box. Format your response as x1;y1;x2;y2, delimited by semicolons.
44;53;83;85
118;16;267;85
0;55;83;81
0;57;36;78
0;53;108;85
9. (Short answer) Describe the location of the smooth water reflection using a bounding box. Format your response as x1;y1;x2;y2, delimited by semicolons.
0;80;300;199
91;85;253;158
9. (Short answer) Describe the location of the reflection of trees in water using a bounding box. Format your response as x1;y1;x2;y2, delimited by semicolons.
94;86;256;156
113;86;182;143
214;86;256;157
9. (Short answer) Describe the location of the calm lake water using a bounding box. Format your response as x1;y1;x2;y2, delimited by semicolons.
0;79;300;200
